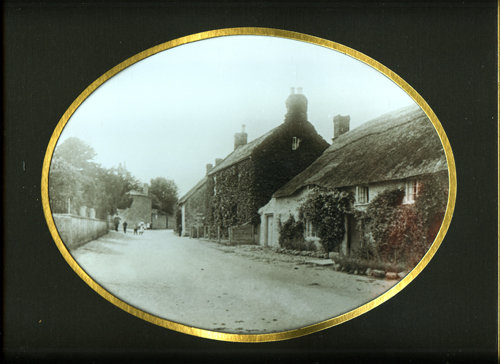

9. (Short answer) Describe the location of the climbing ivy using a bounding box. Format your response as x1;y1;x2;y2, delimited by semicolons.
209;114;329;232
357;171;448;268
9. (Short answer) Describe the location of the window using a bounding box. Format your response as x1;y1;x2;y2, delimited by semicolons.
292;137;301;150
305;220;317;238
404;179;419;203
356;186;369;204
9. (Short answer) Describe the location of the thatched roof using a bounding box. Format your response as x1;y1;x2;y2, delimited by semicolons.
178;176;208;204
207;128;277;175
273;104;447;198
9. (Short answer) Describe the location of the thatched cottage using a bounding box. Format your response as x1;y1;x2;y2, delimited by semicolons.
258;103;448;255
179;88;330;240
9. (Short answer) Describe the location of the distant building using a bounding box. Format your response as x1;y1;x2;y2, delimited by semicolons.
179;88;330;240
259;104;448;254
119;183;152;229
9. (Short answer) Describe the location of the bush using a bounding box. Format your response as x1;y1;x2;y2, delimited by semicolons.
335;255;406;274
358;173;448;270
298;187;354;256
278;215;307;251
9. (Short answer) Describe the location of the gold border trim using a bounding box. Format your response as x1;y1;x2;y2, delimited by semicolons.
41;27;457;343
497;0;499;360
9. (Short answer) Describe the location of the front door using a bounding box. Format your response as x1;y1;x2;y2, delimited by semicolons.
266;215;274;247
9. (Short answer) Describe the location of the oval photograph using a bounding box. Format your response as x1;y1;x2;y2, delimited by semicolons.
42;29;455;341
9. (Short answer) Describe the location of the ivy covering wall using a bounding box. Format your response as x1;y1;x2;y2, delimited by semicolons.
208;115;329;231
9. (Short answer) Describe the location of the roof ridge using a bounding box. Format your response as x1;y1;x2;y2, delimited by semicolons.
326;113;427;155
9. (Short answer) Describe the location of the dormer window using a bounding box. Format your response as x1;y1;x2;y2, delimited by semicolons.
292;137;301;150
356;186;369;204
404;179;420;204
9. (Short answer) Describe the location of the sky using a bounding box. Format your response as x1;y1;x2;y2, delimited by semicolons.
56;35;415;196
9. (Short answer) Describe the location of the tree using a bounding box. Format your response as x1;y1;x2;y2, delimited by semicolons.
92;166;141;218
298;187;354;256
48;156;85;213
149;177;179;215
49;137;141;219
53;137;97;170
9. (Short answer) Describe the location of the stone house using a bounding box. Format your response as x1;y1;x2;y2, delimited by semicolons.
119;184;153;229
259;104;448;255
179;88;330;240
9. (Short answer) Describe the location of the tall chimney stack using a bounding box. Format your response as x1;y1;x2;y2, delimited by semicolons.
234;124;248;150
284;87;308;123
206;163;213;175
333;115;350;139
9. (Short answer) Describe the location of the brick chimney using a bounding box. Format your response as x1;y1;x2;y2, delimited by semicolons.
206;163;213;175
285;87;308;123
234;124;248;150
215;158;223;166
333;115;350;139
143;183;149;196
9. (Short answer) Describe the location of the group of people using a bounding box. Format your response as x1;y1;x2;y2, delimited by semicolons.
112;214;146;235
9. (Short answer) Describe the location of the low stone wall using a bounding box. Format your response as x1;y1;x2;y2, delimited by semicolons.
53;213;109;250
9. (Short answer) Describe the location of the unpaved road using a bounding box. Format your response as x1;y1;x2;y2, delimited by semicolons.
72;230;397;334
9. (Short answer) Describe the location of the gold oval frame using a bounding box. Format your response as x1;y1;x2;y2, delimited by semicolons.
41;27;457;343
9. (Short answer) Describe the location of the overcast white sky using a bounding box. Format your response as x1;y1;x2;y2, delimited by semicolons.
57;35;415;196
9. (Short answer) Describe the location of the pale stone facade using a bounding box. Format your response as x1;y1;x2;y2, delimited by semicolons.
259;179;408;255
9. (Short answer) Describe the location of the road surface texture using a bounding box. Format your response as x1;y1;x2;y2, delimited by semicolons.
71;230;397;334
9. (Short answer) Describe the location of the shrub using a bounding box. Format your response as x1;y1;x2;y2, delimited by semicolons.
298;187;354;256
278;215;306;251
358;172;448;269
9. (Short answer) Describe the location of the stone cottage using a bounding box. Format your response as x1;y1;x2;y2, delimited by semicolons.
259;103;448;254
179;88;330;240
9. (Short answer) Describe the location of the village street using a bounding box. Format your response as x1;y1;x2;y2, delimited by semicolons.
71;230;397;334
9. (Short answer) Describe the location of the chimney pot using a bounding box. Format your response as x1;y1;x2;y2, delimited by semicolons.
234;125;248;150
206;163;213;175
215;158;223;166
290;87;295;95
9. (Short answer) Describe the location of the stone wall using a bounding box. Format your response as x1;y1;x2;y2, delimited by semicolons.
53;213;109;250
151;213;167;229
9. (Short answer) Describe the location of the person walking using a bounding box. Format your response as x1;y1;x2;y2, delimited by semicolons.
123;221;128;233
113;215;121;232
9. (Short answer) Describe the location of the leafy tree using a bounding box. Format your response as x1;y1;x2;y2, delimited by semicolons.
53;137;97;170
49;137;141;219
48;156;85;213
149;177;179;215
93;166;140;218
298;187;354;256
